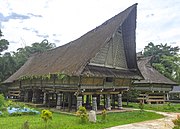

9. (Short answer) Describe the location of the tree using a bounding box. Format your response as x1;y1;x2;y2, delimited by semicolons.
143;42;180;83
0;29;56;82
144;42;179;63
14;39;56;70
0;29;3;37
0;29;9;54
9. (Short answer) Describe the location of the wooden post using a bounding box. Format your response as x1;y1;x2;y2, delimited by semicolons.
103;94;106;109
32;89;40;103
112;94;115;109
43;92;47;105
24;90;29;102
82;95;84;105
63;93;65;111
32;89;36;103
166;93;169;101
68;93;72;112
86;95;90;108
97;95;101;108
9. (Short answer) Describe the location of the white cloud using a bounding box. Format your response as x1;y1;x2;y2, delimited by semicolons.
0;0;180;52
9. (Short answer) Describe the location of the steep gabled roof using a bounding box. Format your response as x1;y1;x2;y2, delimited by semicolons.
4;3;142;83
134;56;177;85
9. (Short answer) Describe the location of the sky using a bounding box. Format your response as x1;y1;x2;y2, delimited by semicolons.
0;0;180;53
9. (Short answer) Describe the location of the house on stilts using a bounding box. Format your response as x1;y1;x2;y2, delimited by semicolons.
3;4;143;111
133;55;177;104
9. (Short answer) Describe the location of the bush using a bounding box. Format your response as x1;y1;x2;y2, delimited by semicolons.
139;101;144;112
41;109;52;122
173;115;180;129
10;112;22;116
163;102;176;111
41;109;52;129
0;94;5;108
76;106;88;124
101;109;107;122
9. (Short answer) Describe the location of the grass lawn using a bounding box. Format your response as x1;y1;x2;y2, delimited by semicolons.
123;102;180;112
0;110;163;129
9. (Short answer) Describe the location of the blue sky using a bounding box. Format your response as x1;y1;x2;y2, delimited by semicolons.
0;0;180;53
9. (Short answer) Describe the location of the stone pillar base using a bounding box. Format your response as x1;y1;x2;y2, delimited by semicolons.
56;105;62;110
92;97;97;111
106;94;111;110
77;96;82;110
118;94;122;109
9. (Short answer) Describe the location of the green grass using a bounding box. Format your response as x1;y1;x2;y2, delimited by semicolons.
123;102;180;112
0;110;163;129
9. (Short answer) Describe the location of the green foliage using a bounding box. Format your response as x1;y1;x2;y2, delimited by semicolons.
123;102;180;112
138;101;144;112
163;102;175;111
10;112;22;116
0;39;9;53
143;42;180;83
0;37;56;82
41;109;53;129
173;115;180;129
0;111;163;129
101;109;107;122
76;106;88;124
41;109;52;123
0;94;5;108
124;89;140;103
22;121;29;129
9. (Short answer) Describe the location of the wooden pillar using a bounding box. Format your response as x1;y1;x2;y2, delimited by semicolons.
32;89;37;103
77;96;82;110
112;94;115;109
118;93;122;109
32;89;40;103
24;90;29;102
92;96;97;111
19;90;24;101
62;93;65;111
82;95;84;105
86;95;91;109
68;93;72;112
166;93;169;101
106;94;111;110
103;94;106;108
43;92;48;105
97;95;101;108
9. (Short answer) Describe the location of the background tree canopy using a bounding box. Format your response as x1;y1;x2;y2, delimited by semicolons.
143;42;180;84
0;29;56;82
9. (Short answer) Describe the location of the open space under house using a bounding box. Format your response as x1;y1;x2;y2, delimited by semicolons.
133;55;178;104
3;4;143;111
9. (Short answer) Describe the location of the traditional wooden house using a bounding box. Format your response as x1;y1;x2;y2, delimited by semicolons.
3;4;142;111
169;86;180;102
133;56;177;104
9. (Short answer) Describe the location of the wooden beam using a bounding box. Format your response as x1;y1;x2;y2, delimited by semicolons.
81;91;120;95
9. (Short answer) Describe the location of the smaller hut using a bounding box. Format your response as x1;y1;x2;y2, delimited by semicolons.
133;56;177;104
169;86;180;102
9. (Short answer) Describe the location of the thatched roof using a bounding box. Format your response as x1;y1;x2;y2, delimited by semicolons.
134;56;177;85
4;3;142;83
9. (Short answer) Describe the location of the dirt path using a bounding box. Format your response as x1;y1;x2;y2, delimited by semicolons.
108;111;180;129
